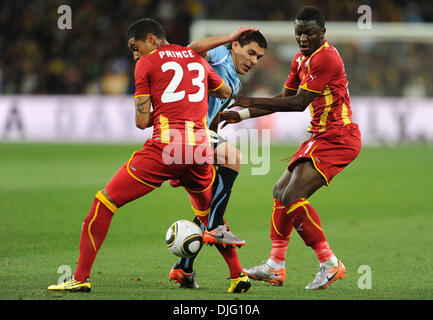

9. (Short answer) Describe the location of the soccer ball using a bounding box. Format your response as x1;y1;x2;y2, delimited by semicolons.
165;220;203;258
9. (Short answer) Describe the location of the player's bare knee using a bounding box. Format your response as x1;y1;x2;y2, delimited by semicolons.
220;162;240;173
273;171;292;201
215;142;241;172
281;191;297;206
225;148;241;172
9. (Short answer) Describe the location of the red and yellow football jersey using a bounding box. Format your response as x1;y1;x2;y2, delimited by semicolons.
284;40;353;133
134;44;224;145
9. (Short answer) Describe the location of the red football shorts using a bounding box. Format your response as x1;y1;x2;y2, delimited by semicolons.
105;139;215;222
287;123;361;185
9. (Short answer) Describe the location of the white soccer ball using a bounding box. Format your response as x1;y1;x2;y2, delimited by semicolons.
165;219;203;258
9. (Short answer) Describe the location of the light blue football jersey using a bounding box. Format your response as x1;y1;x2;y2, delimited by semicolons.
206;45;241;126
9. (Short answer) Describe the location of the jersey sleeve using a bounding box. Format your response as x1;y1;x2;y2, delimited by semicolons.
134;57;150;97
206;64;224;92
299;51;340;93
284;56;300;91
208;46;230;66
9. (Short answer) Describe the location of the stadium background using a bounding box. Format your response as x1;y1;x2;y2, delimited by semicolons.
1;0;433;302
1;0;433;144
1;0;433;96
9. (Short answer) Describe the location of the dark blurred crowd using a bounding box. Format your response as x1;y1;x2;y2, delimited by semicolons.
204;0;433;22
0;0;193;95
1;0;432;96
244;40;433;98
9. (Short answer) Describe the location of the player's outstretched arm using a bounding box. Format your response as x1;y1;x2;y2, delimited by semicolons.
220;108;277;128
188;27;259;57
134;95;152;129
231;88;319;113
219;87;298;127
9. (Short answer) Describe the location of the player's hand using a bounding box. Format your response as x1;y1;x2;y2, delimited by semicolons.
228;27;259;42
219;111;242;128
229;95;254;109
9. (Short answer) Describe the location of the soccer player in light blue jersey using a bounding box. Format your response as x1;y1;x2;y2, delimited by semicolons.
169;28;267;289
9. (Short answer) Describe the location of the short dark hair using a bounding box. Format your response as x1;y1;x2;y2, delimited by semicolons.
228;31;267;50
125;18;166;42
296;6;325;28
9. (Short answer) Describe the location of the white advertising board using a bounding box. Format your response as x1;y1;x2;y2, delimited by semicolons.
1;95;432;145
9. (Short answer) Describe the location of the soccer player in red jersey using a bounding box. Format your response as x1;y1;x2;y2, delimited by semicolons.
221;6;361;289
48;18;250;293
169;28;267;289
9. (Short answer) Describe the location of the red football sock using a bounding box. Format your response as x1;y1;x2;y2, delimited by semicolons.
311;240;335;263
216;244;243;279
285;198;327;248
269;199;292;264
74;193;116;282
269;240;289;265
271;199;293;241
270;199;294;241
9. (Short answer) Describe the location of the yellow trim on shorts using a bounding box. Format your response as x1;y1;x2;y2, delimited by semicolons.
309;146;330;186
126;151;159;189
184;165;216;193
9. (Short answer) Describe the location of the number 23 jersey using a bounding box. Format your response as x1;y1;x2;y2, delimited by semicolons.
134;44;224;144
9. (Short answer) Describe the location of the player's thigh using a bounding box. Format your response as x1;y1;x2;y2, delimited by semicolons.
214;141;241;172
104;163;156;208
281;160;326;205
273;169;292;201
181;161;214;187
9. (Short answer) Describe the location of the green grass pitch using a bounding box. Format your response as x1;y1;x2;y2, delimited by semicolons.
1;142;432;301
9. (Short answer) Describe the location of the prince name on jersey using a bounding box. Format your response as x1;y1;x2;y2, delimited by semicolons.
134;44;224;163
